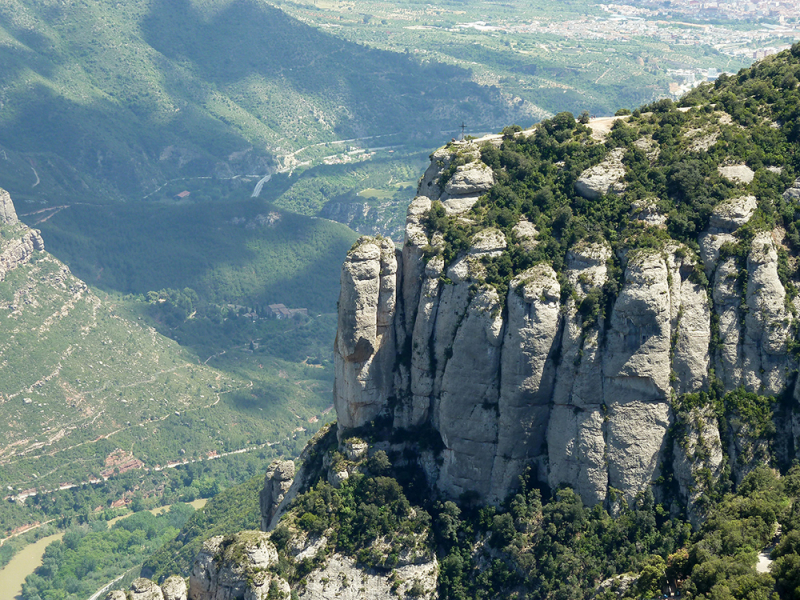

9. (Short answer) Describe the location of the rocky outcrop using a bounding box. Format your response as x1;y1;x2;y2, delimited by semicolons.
783;178;800;201
260;460;295;531
0;228;45;281
131;578;165;600
161;576;188;600
630;197;667;226
334;237;399;431
418;142;494;215
188;532;290;600
718;164;755;184
0;188;18;224
330;142;796;514
574;148;627;200
297;553;437;600
260;426;337;532
0;190;44;281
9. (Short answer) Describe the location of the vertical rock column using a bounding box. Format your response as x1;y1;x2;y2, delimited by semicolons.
436;287;505;499
547;243;610;505
743;231;790;395
492;264;562;503
603;251;673;501
333;237;399;433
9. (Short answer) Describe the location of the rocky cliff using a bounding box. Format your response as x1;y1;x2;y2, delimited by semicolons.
333;95;800;521
0;187;44;281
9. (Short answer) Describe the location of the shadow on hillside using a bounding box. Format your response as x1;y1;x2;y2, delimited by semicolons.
33;199;356;313
0;0;531;208
139;0;519;137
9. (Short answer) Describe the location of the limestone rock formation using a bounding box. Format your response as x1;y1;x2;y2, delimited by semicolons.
334;237;399;431
784;178;800;201
330;142;796;513
718;163;755;184
630;197;667;226
161;576;188;600
574;148;627;200
418;141;494;215
0;189;44;281
188;532;289;600
0;228;45;281
0;187;18;225
297;553;437;600
260;460;295;530
131;578;165;600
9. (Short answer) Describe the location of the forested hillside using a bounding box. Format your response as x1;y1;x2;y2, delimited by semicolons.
0;0;534;207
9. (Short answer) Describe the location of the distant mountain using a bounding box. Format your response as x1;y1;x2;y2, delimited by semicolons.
0;0;536;208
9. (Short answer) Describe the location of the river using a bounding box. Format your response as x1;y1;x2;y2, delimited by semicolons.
0;498;207;600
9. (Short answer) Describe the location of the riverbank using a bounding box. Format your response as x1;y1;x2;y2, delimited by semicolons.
0;498;207;600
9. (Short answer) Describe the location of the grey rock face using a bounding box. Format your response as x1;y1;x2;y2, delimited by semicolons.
709;195;758;230
0;189;44;281
574;148;627;200
0;188;18;225
105;592;128;600
189;532;288;600
718;164;755;184
783;178;800;201
161;576;188;600
331;145;796;512
131;578;165;600
418;141;494;215
260;460;295;530
334;237;400;432
742;232;790;395
297;553;438;600
513;218;539;250
603;251;673;499
547;242;611;505
630;197;667;226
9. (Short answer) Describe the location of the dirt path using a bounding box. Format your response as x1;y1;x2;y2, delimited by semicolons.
756;523;782;574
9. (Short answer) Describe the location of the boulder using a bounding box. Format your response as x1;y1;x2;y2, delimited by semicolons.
161;576;188;600
130;578;164;600
630;197;667;226
574;148;627;200
718;164;755;184
783;178;800;201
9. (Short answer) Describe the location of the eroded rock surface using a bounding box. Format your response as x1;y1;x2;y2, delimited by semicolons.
260;460;295;530
297;553;438;600
329;142;795;513
574;148;627;200
189;532;289;600
0;188;18;225
718;164;755;184
0;190;44;281
131;578;165;600
161;576;188;600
